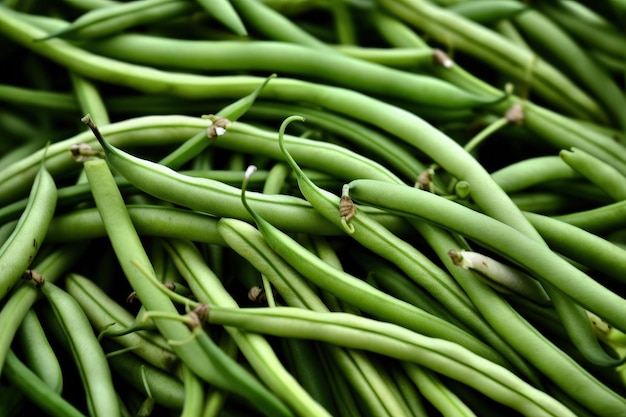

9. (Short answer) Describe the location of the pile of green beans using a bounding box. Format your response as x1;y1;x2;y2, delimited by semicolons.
1;1;626;416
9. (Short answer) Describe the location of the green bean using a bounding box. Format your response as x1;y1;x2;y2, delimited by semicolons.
40;281;120;417
70;72;109;126
512;8;626;130
83;34;498;109
357;254;471;328
403;362;476;417
189;326;295;417
65;273;178;372
0;115;209;205
0;244;84;375
14;309;63;393
3;350;87;417
560;147;626;201
273;235;415;416
204;305;577;417
0;162;56;301
347;179;626;335
46;205;226;245
103;342;185;410
40;0;197;40
537;2;626;61
378;0;604;123
82;151;294;417
275;116;534;377
160;238;335;417
88;119;405;235
490;156;579;193
447;0;526;24
240;165;509;366
159;75;274;171
196;0;246;36
242;101;426;181
0;83;77;110
280;339;338;414
229;0;333;50
368;9;429;48
448;249;551;306
180;363;204;417
332;44;435;68
523;212;626;284
415;216;626;414
554;200;626;234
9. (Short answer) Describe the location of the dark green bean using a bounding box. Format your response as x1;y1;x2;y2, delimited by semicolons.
39;0;197;40
204;305;577;417
4;350;87;417
40;281;120;417
0;162;56;301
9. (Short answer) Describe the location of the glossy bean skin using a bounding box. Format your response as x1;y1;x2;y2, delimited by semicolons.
0;163;56;301
377;0;603;123
41;0;196;40
46;205;226;245
0;244;84;375
40;281;120;417
205;306;576;417
3;350;87;417
14;309;63;393
83;33;499;109
89;121;405;235
83;156;295;417
65;273;178;372
347;179;626;334
240;165;509;367
161;238;334;417
275;116;537;381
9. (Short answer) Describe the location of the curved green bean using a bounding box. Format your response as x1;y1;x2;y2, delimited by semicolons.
82;154;295;417
205;305;577;417
240;164;509;366
4;350;87;417
40;281;120;417
159;238;333;417
560;147;626;201
0;162;56;301
347;179;626;334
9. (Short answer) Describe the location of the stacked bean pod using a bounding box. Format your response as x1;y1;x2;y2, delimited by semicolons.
1;1;626;416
